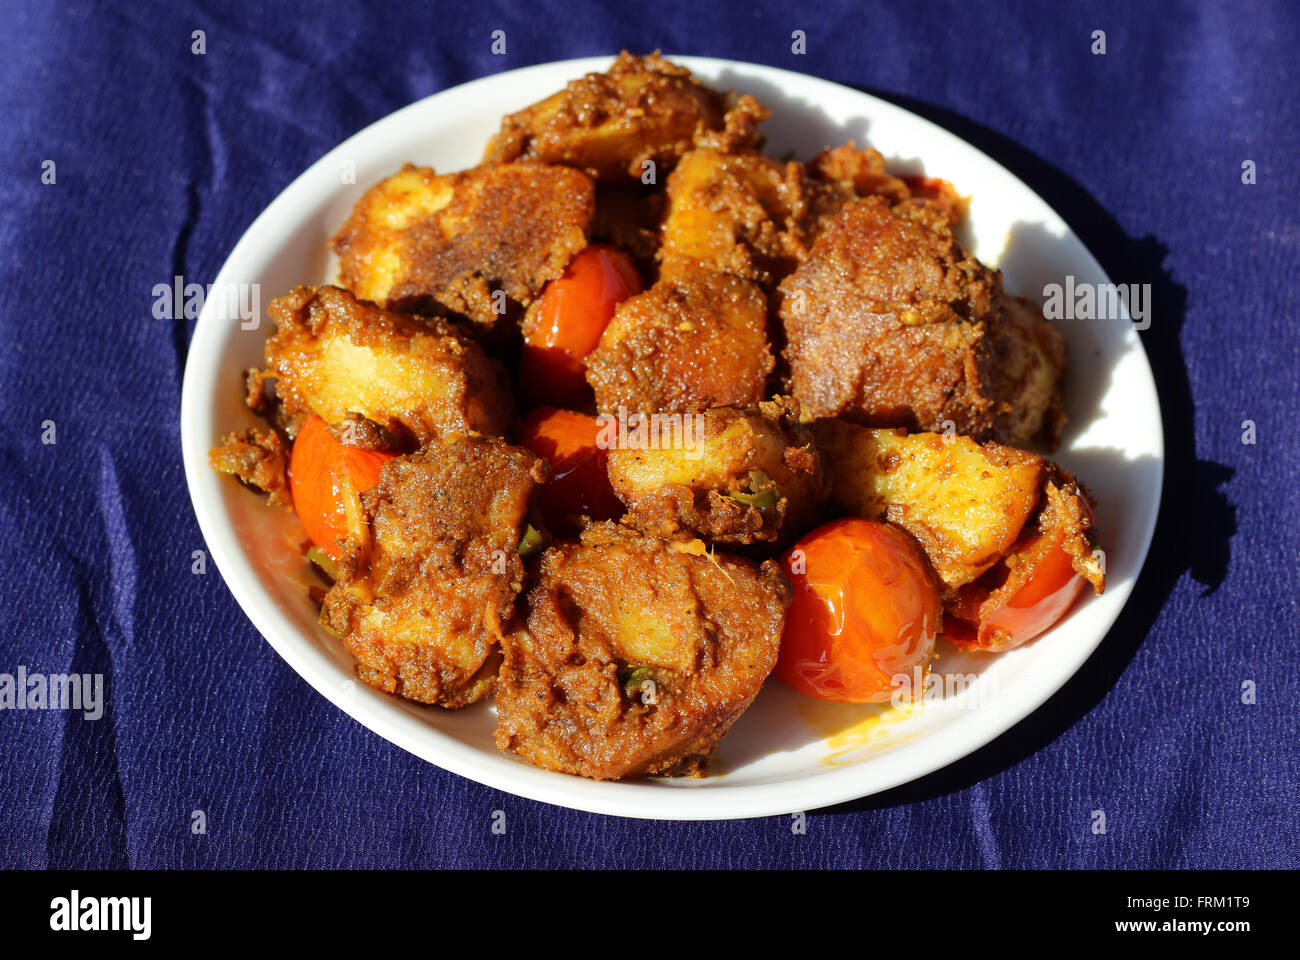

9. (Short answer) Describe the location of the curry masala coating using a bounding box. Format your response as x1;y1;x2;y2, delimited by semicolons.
584;270;773;415
806;142;911;206
659;146;851;285
321;437;548;708
608;397;826;545
262;285;512;445
332;162;594;328
813;419;1048;592
945;465;1105;647
779;195;1066;447
494;523;791;779
208;427;291;507
482;50;763;181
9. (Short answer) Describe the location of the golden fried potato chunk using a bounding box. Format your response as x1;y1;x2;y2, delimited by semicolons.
943;466;1105;646
813;419;1049;592
332;162;594;327
780;196;1065;447
494;523;790;779
584;270;773;415
263;285;511;445
607;397;826;544
321;437;547;708
659;147;850;285
482;51;761;181
208;427;290;507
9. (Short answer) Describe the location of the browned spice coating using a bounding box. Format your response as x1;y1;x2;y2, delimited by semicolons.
608;397;826;545
812;419;1049;592
806;142;911;206
208;427;291;507
333;162;594;328
322;437;547;708
659;147;851;286
779;196;1065;447
482;51;762;181
262;285;512;446
585;270;773;414
494;523;790;779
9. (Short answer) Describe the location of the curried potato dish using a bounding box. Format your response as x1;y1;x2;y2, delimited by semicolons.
210;53;1105;781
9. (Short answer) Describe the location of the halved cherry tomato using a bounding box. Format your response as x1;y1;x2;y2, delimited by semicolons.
945;533;1085;652
776;518;941;704
289;414;395;558
519;406;624;534
520;244;641;408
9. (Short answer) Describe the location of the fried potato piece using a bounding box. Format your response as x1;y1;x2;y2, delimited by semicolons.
482;51;762;181
943;466;1105;644
494;523;790;779
263;285;512;445
608;397;826;544
208;427;291;507
809;144;968;225
333;162;594;327
321;437;547;708
813;419;1048;592
780;196;1065;447
986;294;1069;450
585;270;773;414
659;147;848;285
807;142;910;206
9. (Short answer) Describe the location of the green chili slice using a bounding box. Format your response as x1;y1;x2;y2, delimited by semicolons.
517;523;545;557
306;546;340;583
725;470;779;510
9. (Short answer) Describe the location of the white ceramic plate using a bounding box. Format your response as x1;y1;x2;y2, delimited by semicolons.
181;56;1163;820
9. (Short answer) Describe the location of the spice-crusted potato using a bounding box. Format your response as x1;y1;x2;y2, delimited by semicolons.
608;397;826;544
659;147;849;285
585;270;773;414
780;196;1066;448
943;466;1105;647
332;162;594;328
807;142;911;206
1036;469;1105;592
208;427;291;507
321;437;548;708
482;51;763;181
812;419;1048;592
261;285;512;445
494;523;790;780
985;293;1070;450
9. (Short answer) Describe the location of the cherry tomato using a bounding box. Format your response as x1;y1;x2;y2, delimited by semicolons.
289;414;395;558
775;518;941;704
945;533;1085;652
519;406;624;534
520;244;641;408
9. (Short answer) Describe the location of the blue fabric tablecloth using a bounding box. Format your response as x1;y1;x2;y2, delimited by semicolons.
1;0;1296;869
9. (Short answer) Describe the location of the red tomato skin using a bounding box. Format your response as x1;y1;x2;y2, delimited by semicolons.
519;407;623;533
968;541;1085;652
289;415;394;558
775;518;940;704
520;245;641;408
